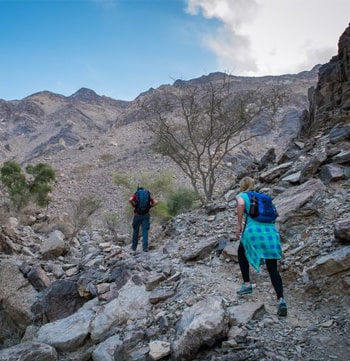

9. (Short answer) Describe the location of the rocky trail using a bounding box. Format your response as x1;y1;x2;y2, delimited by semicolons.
187;254;350;361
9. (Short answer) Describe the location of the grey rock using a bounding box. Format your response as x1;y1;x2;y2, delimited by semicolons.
181;236;219;261
90;279;151;343
304;246;350;280
228;301;266;325
319;163;344;184
37;309;95;351
92;334;122;361
171;296;229;361
32;279;86;322
334;218;350;243
0;341;58;361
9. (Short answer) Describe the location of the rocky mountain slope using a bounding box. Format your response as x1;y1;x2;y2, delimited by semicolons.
0;63;319;231
0;23;349;361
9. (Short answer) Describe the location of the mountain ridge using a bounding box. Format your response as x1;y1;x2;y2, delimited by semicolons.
0;67;321;230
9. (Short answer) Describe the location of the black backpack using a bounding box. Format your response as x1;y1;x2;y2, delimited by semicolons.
135;188;151;215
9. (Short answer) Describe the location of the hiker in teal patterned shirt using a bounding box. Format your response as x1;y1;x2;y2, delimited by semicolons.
235;176;287;316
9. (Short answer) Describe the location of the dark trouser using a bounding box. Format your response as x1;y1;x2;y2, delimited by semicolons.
238;242;284;299
131;213;150;251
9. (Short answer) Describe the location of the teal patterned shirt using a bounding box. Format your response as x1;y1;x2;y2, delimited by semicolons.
237;192;282;271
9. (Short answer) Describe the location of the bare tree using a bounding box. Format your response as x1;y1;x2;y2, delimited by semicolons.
142;76;285;203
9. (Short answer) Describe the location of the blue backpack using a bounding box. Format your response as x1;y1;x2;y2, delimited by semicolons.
246;191;278;223
135;188;151;215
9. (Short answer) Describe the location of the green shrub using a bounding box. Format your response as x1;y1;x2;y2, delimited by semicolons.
100;153;115;162
113;171;133;188
152;200;172;222
166;188;198;216
72;163;94;176
0;161;55;212
139;170;174;194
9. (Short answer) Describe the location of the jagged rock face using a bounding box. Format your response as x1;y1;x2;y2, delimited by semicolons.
301;23;350;136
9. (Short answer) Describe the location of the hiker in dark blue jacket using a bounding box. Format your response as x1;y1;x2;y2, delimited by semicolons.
129;187;158;253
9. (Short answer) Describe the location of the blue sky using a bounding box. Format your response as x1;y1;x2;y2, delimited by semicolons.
1;0;349;101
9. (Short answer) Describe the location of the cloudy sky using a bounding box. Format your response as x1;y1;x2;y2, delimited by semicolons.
1;0;349;101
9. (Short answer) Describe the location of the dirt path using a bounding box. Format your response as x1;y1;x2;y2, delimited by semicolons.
190;255;350;361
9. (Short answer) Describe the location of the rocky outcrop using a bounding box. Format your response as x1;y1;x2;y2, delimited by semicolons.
300;23;350;136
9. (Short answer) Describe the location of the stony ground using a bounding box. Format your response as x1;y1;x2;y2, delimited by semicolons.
112;221;348;361
195;257;350;361
36;121;350;361
2;104;349;360
123;193;349;361
141;234;350;361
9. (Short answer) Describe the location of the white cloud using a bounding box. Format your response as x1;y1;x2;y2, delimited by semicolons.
186;0;350;75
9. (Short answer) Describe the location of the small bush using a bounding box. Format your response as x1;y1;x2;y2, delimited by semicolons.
71;196;102;238
44;215;74;239
103;212;120;241
72;164;94;176
166;188;198;216
140;170;174;194
100;153;115;162
152;200;172;222
113;171;133;188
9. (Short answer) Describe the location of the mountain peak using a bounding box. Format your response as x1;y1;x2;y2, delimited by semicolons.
69;88;100;102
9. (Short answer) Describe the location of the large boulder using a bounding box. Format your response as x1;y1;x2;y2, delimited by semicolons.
274;178;326;238
90;279;151;343
171;296;229;361
31;279;86;322
40;230;67;259
0;341;57;361
37;307;96;352
0;259;38;345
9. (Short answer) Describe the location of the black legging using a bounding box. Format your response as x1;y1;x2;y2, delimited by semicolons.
238;242;284;299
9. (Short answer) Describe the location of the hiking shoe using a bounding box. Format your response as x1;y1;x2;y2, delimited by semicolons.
277;299;287;316
236;284;253;295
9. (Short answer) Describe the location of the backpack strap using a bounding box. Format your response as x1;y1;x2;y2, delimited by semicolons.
243;191;253;217
240;192;252;235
